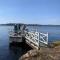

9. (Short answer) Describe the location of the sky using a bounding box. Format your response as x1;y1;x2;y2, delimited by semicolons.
0;0;60;25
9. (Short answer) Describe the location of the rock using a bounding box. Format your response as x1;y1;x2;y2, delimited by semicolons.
27;49;39;56
22;53;29;58
19;49;39;60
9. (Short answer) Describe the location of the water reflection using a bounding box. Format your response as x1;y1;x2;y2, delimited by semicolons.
8;43;32;60
9;46;23;60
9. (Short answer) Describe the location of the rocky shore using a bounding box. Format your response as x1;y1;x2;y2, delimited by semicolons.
19;43;60;60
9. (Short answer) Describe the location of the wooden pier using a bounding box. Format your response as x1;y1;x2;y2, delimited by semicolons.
9;24;48;49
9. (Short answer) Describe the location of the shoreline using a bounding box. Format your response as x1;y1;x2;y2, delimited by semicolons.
19;41;60;60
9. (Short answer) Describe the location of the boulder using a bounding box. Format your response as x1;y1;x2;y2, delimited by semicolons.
19;49;39;60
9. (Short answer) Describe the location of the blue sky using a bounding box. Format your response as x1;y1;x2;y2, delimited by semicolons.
0;0;60;24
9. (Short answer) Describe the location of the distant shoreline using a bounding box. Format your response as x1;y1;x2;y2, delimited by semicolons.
0;24;60;26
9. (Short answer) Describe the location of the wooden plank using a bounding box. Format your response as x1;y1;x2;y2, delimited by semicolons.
26;39;39;49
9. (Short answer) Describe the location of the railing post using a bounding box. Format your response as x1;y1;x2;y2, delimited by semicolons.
47;32;48;45
38;32;40;50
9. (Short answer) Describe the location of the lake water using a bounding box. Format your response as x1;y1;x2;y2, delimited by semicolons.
0;25;60;60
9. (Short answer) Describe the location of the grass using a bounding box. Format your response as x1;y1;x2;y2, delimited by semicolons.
53;41;60;46
48;40;60;48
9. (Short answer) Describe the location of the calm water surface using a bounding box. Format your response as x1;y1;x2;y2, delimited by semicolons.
0;25;60;60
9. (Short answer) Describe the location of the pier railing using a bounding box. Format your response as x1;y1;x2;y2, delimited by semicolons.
25;31;48;48
25;31;39;47
39;32;48;45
